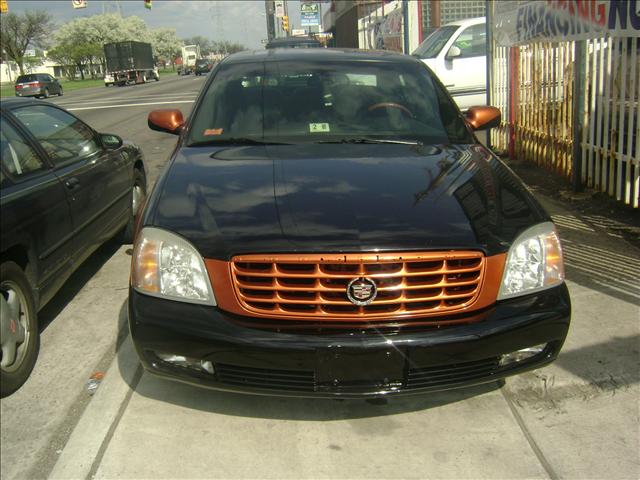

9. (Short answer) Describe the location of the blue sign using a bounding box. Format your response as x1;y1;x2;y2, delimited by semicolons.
301;2;320;27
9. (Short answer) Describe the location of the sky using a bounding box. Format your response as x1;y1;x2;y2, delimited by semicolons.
6;0;326;50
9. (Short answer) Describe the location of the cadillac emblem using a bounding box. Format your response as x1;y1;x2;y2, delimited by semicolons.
346;277;377;306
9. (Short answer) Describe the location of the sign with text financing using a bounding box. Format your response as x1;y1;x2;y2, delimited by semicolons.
301;2;320;26
494;0;640;46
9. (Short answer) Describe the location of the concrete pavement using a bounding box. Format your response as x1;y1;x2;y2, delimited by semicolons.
46;189;640;479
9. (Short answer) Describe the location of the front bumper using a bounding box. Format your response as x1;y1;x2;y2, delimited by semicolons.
129;284;570;398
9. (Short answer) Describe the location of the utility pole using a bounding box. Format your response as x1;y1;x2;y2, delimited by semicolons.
402;0;409;54
283;0;289;37
430;0;440;28
265;0;276;41
102;1;122;16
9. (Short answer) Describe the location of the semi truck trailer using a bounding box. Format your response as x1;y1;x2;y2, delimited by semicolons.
104;41;159;86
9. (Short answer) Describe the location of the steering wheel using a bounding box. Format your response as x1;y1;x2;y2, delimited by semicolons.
367;102;414;118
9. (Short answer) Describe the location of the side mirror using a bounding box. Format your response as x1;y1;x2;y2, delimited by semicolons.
100;133;123;149
465;106;501;131
148;109;185;135
446;45;462;59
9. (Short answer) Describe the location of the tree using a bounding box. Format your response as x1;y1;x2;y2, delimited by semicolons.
0;10;53;75
150;28;183;68
53;14;151;78
212;40;246;55
183;35;211;55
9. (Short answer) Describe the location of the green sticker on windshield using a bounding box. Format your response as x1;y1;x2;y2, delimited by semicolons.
309;123;330;133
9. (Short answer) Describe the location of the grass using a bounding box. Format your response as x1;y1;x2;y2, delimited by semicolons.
0;70;177;98
0;77;105;98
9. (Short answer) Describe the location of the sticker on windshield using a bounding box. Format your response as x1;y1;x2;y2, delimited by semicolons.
309;123;330;133
204;128;224;136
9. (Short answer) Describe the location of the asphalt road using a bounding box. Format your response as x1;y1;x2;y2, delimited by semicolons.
1;73;638;480
0;73;207;480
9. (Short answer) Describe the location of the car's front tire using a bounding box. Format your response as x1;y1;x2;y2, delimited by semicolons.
0;261;39;398
58;86;63;96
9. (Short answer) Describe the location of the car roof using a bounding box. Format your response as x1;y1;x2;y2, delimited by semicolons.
442;16;485;28
223;47;421;65
0;97;45;111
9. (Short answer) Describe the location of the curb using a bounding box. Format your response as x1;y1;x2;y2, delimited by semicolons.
49;337;141;480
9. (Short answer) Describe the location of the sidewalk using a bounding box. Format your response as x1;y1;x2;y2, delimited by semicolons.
49;172;640;479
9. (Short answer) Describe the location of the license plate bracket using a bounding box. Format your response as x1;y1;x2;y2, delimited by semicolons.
316;347;405;388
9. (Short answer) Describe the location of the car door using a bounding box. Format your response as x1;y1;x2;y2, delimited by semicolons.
0;115;75;306
436;22;487;110
10;104;129;265
43;74;60;95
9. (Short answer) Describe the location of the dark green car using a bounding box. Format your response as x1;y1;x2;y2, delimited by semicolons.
195;59;212;76
14;74;63;99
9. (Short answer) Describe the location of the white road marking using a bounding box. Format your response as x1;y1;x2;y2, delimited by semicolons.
67;100;195;111
57;93;198;107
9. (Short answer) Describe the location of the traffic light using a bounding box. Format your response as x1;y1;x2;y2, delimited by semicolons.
144;0;152;9
282;15;289;32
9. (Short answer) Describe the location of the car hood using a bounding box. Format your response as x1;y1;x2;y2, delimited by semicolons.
148;143;548;260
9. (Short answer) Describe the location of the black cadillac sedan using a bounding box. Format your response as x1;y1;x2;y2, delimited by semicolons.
132;48;570;398
1;98;146;397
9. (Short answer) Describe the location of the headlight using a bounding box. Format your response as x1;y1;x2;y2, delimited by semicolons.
131;227;216;305
497;222;565;300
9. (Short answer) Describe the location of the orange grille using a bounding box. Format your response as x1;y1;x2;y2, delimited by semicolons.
228;252;487;320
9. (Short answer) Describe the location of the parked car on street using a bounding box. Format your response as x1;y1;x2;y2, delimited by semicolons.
0;98;147;397
133;48;570;399
412;16;487;111
14;73;63;99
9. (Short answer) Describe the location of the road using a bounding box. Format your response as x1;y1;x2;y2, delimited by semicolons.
1;74;639;480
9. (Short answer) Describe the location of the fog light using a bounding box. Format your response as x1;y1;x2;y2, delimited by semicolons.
200;360;215;374
499;343;547;366
155;352;215;374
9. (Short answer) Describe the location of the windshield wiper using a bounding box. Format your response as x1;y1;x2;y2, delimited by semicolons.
318;138;423;146
189;137;291;147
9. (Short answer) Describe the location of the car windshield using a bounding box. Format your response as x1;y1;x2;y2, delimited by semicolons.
188;59;472;146
412;25;458;58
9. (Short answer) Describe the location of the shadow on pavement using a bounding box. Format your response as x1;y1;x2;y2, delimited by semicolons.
550;215;640;306
39;239;123;333
115;305;504;420
555;334;640;390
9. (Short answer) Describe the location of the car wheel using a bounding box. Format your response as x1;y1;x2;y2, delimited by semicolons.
119;168;147;244
0;261;39;398
43;88;49;98
58;86;63;97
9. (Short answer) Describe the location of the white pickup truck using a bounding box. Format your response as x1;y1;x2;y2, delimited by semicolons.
413;17;487;111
